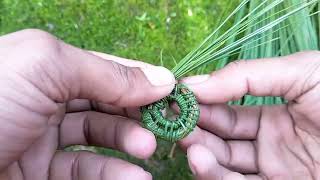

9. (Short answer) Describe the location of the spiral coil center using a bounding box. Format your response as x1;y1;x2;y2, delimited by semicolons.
140;84;200;142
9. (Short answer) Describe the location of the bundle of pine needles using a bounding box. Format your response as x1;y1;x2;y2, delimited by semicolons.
174;0;319;106
141;0;320;142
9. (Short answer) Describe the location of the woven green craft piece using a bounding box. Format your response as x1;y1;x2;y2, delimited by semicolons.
140;84;200;142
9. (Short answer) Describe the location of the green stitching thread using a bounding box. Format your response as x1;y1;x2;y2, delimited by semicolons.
140;84;200;142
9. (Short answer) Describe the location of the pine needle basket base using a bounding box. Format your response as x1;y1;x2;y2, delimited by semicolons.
140;84;200;142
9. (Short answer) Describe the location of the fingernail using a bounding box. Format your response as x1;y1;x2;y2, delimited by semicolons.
145;171;152;178
141;66;175;86
182;75;210;84
188;161;197;175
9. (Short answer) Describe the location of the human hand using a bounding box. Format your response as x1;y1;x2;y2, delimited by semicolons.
179;51;320;179
0;29;175;180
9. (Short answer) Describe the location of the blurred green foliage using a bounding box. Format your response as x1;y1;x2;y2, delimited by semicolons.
0;0;236;179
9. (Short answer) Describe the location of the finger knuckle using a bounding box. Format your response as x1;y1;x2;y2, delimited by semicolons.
225;141;233;167
15;29;69;101
226;60;248;72
22;29;61;59
109;62;136;104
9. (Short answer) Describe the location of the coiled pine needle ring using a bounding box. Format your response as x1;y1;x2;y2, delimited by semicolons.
140;84;200;142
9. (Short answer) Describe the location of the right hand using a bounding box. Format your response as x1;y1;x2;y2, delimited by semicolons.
179;51;320;180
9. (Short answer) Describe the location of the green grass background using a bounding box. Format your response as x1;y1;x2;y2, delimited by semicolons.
0;0;237;179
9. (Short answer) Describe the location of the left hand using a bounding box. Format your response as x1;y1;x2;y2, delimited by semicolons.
0;29;175;180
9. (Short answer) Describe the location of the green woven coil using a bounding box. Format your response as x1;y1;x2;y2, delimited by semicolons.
140;84;200;142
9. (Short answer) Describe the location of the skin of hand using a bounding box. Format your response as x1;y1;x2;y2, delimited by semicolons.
178;51;320;180
0;29;176;180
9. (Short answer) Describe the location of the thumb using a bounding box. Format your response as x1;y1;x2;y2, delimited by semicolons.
69;48;175;106
24;30;175;107
181;51;320;104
